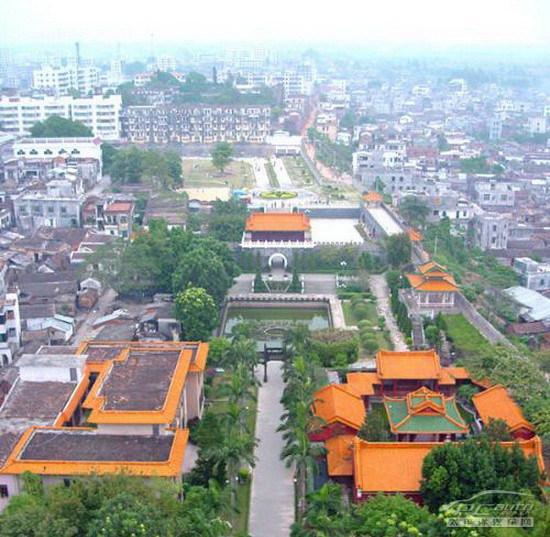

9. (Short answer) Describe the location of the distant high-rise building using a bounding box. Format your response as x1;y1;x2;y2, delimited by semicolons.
488;116;502;140
0;94;122;140
32;65;99;96
156;56;176;72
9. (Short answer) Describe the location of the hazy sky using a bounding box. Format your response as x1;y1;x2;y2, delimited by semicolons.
1;0;549;52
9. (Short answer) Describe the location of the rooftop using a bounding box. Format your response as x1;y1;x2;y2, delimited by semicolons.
384;387;468;434
1;427;188;477
245;212;311;232
365;207;402;236
376;349;441;380
472;384;535;434
313;384;366;431
0;380;76;432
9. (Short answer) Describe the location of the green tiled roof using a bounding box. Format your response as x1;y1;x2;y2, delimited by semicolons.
384;398;467;433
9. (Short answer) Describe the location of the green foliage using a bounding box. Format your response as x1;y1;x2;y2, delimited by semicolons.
460;156;504;175
442;315;550;433
288;267;302;293
309;329;359;367
423;220;518;289
399;196;430;229
294;246;362;272
89;220;238;300
253;268;267;293
357;405;390;442
0;475;230;537
109;146;181;189
208;199;248;242
174;286;218;340
211;142;234;173
420;438;541;511
30;115;93;137
307;128;353;174
101;142;117;174
482;418;513;441
386;233;412;268
351;494;435;536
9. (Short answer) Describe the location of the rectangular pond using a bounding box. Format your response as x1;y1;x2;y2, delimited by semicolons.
223;305;330;349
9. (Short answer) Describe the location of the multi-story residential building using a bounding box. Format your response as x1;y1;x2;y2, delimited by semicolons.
83;198;134;238
0;293;21;367
0;95;122;140
156;56;177;72
122;104;271;143
13;187;84;232
473;212;510;251
32;65;99;95
473;180;516;209
513;257;550;291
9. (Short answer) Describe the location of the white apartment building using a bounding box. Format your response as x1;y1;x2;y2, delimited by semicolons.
0;95;122;140
32;65;99;95
0;293;21;367
157;56;177;72
473;212;510;251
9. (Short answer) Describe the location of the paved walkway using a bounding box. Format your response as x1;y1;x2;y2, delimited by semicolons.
272;157;293;188
249;361;294;537
250;157;270;189
369;274;408;351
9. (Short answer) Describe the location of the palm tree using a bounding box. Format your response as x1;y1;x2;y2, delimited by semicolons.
283;325;311;358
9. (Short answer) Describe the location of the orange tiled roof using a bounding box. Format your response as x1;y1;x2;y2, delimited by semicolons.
346;372;379;396
362;191;383;203
0;427;188;477
376;349;441;380
472;385;535;434
245;212;310;232
406;273;458;292
444;367;470;380
407;228;423;242
313;384;366;430
418;261;448;274
326;434;355;476
353;438;435;492
353;436;545;493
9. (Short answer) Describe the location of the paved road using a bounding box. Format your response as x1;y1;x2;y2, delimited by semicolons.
73;288;118;343
272;157;293;188
249;361;294;537
369;274;408;351
251;157;270;189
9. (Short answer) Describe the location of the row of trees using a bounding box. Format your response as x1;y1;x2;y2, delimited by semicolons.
188;331;259;530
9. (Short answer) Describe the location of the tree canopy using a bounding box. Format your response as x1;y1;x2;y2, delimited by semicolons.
211;142;234;174
420;438;541;511
88;220;238;302
109;146;182;189
386;233;412;268
174;286;218;340
30;115;93;138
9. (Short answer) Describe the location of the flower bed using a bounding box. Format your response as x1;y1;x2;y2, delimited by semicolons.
259;190;297;199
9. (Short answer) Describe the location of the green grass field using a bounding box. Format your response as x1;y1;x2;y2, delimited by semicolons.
182;159;255;189
442;314;493;358
282;156;314;186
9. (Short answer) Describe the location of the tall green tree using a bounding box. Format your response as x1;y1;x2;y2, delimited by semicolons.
386;233;412;268
211;142;234;174
399;196;430;229
174;286;218;340
30;115;93;137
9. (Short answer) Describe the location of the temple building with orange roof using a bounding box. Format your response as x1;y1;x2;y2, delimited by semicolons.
311;345;547;502
405;260;459;310
0;340;209;511
241;211;314;269
472;384;536;440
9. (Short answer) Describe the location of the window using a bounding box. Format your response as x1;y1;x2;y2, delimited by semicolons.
8;328;16;338
0;485;8;498
69;367;77;381
483;194;490;200
152;424;159;436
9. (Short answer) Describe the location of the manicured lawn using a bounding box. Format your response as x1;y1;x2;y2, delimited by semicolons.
182;158;255;188
265;160;279;187
235;480;252;534
282;156;314;186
